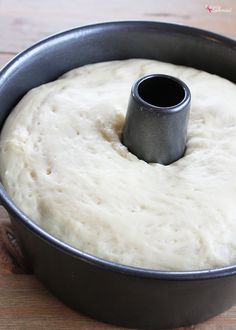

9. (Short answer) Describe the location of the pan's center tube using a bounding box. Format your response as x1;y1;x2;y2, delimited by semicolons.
122;74;191;165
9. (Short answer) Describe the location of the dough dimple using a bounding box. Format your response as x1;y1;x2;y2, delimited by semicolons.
1;59;236;271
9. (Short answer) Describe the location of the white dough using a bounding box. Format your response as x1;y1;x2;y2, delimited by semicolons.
1;59;236;271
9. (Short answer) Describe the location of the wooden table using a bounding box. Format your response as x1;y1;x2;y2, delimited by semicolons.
0;1;236;329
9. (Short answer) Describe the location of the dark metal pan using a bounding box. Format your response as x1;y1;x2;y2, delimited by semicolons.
0;21;236;329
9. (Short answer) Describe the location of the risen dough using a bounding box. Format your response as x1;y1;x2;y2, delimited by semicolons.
1;59;236;271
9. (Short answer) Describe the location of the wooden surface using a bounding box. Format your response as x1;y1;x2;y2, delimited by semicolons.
0;0;236;329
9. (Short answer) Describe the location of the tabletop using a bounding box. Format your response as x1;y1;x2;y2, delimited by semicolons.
0;0;236;329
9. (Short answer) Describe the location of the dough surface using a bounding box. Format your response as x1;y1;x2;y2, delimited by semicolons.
1;59;236;271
